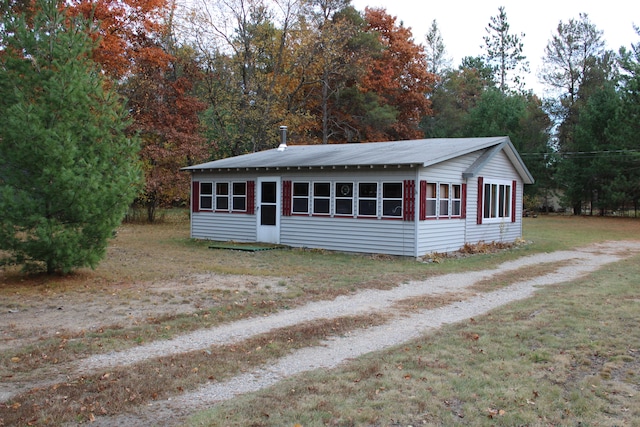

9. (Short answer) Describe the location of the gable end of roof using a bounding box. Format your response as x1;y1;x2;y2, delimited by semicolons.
462;138;534;184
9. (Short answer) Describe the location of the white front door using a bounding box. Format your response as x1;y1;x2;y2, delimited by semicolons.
256;178;280;243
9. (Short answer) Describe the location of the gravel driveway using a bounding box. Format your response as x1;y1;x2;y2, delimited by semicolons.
78;240;640;426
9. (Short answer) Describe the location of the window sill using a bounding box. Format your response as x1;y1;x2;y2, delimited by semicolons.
480;217;512;223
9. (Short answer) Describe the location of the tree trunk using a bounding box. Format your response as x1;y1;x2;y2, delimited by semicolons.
321;73;329;144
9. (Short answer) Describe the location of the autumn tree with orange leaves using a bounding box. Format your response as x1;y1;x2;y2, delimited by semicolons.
359;7;435;141
68;0;209;221
185;0;316;154
67;0;170;80
185;0;435;147
123;47;209;222
294;4;434;143
296;1;378;144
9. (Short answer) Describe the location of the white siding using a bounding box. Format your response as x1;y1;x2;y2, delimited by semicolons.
423;151;479;182
414;150;525;255
282;169;411;185
416;152;476;255
191;212;256;242
281;216;415;256
416;220;467;254
464;151;524;245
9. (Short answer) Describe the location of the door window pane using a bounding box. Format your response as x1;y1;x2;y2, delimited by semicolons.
261;205;276;225
261;182;276;203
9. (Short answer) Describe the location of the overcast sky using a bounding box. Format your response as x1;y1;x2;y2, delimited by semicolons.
350;0;640;95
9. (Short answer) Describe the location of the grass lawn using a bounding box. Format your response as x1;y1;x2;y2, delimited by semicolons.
1;212;639;426
186;215;640;426
191;248;640;426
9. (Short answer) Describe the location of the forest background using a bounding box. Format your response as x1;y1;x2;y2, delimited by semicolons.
2;0;640;270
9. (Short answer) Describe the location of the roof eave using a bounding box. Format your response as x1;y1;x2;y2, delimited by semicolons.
183;163;420;172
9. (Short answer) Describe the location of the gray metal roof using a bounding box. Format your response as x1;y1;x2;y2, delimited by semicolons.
183;136;534;183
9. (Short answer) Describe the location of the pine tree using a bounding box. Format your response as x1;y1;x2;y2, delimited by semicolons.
424;19;451;76
0;0;142;274
483;6;528;93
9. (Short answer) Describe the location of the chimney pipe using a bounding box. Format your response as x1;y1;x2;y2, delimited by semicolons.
277;126;287;151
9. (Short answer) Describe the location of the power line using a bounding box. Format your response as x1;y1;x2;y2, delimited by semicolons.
519;149;640;159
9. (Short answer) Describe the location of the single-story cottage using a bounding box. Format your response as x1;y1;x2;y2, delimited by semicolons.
182;132;534;257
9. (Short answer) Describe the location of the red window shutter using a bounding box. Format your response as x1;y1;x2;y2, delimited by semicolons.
403;180;415;221
282;180;292;216
192;180;200;213
419;180;427;220
511;180;517;223
461;183;467;219
477;177;483;225
246;181;255;214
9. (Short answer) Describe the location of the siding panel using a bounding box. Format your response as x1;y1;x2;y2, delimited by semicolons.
192;213;256;242
281;217;415;256
416;220;466;254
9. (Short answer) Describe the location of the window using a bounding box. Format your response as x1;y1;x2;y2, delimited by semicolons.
425;183;437;217
437;183;462;218
358;182;377;216
292;182;309;213
232;182;247;211
200;182;213;210
335;182;353;215
421;181;464;219
483;181;511;220
215;182;229;211
439;184;449;217
382;182;403;217
452;184;462;216
313;182;330;214
208;182;248;212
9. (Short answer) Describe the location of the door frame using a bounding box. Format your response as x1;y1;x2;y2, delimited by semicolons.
256;177;281;243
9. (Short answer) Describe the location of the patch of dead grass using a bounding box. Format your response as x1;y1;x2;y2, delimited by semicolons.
392;291;473;312
469;260;572;292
